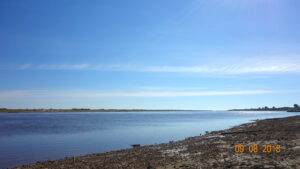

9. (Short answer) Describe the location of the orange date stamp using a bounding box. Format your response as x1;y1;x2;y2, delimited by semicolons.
234;145;280;153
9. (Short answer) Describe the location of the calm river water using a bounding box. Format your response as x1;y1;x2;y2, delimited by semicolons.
0;111;297;168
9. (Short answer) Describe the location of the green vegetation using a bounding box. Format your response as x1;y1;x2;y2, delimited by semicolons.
230;104;300;112
289;104;300;112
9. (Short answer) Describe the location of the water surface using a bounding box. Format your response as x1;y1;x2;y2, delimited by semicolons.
0;111;297;168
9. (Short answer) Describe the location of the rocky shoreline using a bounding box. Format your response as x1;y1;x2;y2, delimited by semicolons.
14;115;300;169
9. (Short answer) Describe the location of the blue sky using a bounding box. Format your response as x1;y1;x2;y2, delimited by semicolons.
0;0;300;110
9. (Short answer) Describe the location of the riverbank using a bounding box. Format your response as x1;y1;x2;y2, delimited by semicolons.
14;115;300;169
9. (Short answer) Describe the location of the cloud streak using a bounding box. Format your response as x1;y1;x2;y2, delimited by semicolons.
0;90;273;99
2;56;300;74
4;63;300;74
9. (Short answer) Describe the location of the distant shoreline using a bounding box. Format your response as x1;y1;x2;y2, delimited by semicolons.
0;108;200;113
229;104;300;112
230;108;300;112
1;105;299;113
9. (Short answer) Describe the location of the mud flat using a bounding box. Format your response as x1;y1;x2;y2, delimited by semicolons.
14;115;300;169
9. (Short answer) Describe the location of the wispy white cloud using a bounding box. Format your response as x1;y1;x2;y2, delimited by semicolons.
3;63;300;74
2;56;300;74
0;89;273;99
137;86;208;91
35;64;91;70
138;65;300;74
18;64;32;70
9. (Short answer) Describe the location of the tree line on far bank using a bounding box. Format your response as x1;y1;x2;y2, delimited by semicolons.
230;104;300;112
0;104;299;113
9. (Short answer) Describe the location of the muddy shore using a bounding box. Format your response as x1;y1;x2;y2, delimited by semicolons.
14;115;300;169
